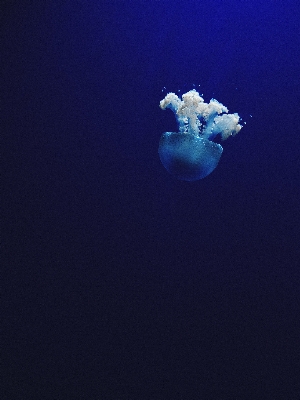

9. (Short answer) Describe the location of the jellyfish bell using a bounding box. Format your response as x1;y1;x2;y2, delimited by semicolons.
158;132;223;181
159;90;242;181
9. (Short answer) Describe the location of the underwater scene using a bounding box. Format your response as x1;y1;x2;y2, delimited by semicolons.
2;0;300;398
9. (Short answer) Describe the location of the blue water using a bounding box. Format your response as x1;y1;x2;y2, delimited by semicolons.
3;1;300;398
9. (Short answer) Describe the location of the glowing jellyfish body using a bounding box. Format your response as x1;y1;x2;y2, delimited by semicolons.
159;90;242;181
159;132;223;181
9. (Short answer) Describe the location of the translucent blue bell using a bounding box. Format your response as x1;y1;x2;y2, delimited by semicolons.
159;132;223;181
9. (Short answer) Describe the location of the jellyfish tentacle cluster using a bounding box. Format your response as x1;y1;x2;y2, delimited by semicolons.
159;89;242;181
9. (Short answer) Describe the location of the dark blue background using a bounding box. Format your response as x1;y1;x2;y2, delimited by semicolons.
3;0;300;398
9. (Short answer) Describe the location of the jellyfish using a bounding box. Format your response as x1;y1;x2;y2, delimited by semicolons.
159;89;242;181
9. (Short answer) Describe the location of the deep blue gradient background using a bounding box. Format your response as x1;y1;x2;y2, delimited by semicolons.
2;1;300;398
